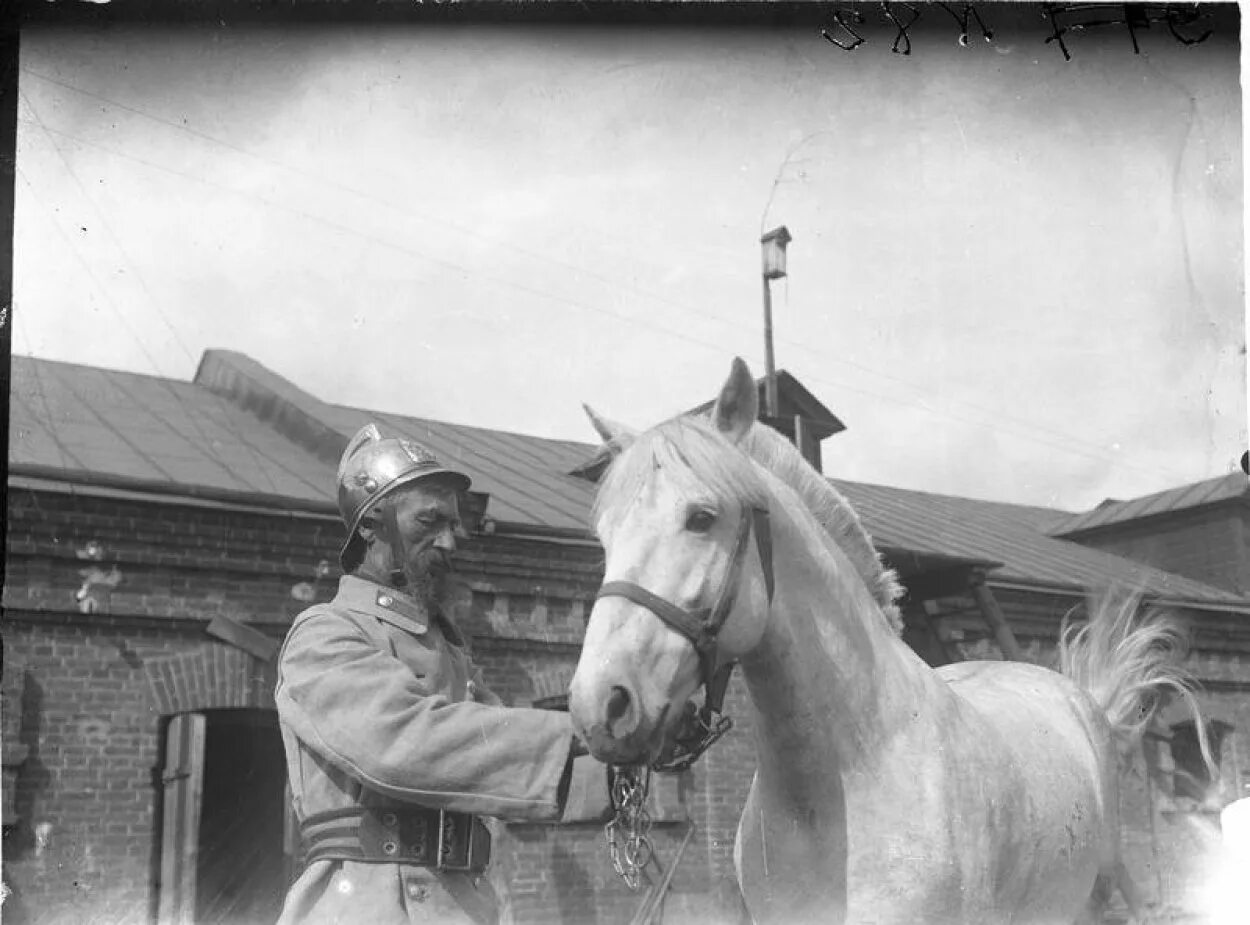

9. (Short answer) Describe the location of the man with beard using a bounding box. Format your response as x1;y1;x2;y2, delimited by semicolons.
275;425;600;924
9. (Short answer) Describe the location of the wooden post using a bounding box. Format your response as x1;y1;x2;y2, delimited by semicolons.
0;21;16;601
969;573;1027;662
762;275;779;417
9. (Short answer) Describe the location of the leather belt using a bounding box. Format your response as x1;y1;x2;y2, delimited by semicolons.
300;806;491;872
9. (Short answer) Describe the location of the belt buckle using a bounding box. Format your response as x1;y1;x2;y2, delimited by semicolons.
436;810;470;872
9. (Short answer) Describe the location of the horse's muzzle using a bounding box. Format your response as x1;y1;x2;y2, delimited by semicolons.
569;681;661;766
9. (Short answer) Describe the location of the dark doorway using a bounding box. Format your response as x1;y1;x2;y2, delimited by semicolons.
194;709;289;925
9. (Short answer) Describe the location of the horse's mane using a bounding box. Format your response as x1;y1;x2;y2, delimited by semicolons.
593;414;904;634
739;421;904;632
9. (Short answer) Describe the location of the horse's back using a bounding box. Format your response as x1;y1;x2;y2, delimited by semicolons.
938;659;1112;769
935;659;1121;920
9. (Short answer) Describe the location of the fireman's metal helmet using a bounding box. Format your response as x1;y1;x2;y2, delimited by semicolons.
336;424;471;572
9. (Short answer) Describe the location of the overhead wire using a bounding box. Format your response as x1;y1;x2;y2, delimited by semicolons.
18;91;307;495
14;158;286;494
15;77;1209;488
20;68;1180;474
18;114;1198;487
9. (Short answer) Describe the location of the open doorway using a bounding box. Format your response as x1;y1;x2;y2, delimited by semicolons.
159;709;291;925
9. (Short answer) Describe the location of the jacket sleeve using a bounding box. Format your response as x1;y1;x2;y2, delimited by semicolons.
469;663;505;707
275;609;577;821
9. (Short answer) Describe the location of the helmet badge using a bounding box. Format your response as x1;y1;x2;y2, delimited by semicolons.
399;439;438;469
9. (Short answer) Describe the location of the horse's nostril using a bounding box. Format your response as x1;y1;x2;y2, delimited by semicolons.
606;685;632;730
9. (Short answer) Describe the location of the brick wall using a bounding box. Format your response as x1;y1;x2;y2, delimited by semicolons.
2;487;679;925
1;617;277;925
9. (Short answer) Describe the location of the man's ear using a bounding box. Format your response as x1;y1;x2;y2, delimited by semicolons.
357;513;379;543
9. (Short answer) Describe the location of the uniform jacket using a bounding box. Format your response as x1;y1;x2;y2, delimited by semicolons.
275;574;578;925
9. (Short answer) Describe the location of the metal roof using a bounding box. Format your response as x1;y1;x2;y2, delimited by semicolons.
9;356;333;506
1049;472;1250;536
9;353;1247;611
834;479;1247;607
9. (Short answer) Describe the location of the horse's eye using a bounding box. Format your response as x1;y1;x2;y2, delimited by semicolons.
685;508;718;533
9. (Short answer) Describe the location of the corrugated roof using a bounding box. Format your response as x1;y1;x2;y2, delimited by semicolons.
834;479;1245;606
9;356;334;506
9;353;1247;611
1050;472;1250;536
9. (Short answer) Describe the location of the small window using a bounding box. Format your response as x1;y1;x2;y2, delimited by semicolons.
1170;719;1234;804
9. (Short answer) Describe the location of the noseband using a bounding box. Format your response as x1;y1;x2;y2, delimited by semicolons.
594;505;775;771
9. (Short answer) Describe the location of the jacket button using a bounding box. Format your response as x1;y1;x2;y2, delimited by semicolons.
378;594;393;607
382;841;398;855
381;813;398;828
407;883;429;903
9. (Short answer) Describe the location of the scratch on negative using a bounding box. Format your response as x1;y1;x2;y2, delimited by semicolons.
760;808;769;878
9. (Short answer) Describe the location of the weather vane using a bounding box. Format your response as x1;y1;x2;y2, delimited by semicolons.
820;2;1213;59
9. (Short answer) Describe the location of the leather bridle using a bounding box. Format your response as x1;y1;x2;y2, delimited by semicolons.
594;505;775;772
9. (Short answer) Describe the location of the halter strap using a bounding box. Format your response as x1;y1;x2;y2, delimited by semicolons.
595;582;714;653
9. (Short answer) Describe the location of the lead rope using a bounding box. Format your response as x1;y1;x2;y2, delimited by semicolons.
605;765;653;890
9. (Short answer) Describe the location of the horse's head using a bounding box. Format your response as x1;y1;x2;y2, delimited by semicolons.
569;358;775;765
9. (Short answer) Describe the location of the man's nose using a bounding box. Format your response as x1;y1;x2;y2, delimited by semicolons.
433;527;456;553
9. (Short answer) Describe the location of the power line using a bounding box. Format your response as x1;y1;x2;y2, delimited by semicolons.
19;91;294;494
19;68;1181;475
21;118;1197;486
19;117;740;358
16;120;1201;487
15;161;290;494
21;68;743;292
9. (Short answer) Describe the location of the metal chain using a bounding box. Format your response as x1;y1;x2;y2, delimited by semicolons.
604;765;653;890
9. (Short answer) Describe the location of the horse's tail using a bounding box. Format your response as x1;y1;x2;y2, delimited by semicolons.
1058;589;1213;772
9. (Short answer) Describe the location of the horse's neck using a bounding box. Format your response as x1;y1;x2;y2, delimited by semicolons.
740;498;934;801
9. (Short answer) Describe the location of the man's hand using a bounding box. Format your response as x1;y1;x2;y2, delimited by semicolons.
653;700;702;767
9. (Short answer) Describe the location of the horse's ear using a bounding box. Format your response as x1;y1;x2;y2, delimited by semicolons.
583;404;636;457
712;357;758;443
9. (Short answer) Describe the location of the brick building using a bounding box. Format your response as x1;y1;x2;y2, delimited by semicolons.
4;350;1248;924
1052;475;1250;596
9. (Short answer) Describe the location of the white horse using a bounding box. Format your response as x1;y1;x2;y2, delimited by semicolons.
568;357;1209;925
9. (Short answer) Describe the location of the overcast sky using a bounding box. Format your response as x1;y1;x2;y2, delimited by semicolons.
12;9;1247;512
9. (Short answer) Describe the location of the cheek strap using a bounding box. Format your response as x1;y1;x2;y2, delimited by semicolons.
380;502;410;588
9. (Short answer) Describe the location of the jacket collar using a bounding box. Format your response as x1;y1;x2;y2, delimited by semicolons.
336;574;431;635
335;574;466;646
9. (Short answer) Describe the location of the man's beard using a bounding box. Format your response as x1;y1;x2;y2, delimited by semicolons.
402;547;452;610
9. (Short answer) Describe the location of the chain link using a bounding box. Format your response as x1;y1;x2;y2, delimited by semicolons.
604;765;653;890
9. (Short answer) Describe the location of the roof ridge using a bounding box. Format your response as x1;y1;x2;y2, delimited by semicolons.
12;353;199;386
829;476;1073;517
326;400;600;452
1050;470;1250;536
